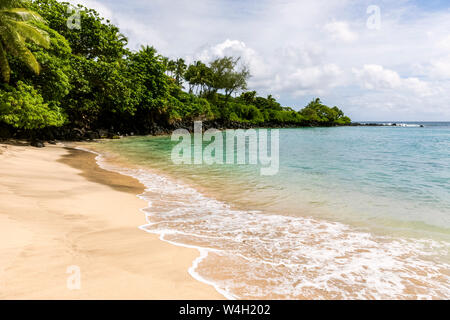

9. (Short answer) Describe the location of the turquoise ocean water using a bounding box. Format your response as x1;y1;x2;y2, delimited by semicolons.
87;122;450;299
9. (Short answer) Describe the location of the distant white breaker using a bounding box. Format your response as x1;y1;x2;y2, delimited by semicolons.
171;121;279;176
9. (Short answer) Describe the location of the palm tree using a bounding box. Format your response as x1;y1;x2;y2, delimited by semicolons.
0;0;50;82
174;58;186;87
166;59;176;78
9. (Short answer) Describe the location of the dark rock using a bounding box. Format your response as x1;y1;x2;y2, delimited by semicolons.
0;125;12;140
73;128;84;135
85;131;100;140
97;129;109;139
40;128;55;141
31;140;45;148
72;128;85;140
47;140;57;145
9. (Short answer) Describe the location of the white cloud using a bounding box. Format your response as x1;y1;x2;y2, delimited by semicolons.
324;21;358;43
429;56;450;79
353;65;402;90
193;39;269;78
194;39;345;97
353;64;437;97
281;64;343;96
438;35;450;50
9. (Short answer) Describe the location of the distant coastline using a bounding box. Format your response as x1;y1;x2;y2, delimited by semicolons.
0;120;433;146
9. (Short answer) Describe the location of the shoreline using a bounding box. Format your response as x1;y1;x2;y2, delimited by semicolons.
2;139;449;299
76;138;450;299
0;121;387;143
0;122;428;147
0;143;223;299
75;144;238;300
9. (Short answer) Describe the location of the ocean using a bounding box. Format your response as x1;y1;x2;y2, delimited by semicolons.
84;122;450;299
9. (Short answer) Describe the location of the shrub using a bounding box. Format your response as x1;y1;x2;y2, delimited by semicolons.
0;82;66;130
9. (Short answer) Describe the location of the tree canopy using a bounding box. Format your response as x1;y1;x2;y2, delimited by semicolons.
0;0;351;138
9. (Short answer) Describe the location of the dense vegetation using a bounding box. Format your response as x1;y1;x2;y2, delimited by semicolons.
0;0;351;141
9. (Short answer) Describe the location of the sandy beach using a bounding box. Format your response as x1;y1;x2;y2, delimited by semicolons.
0;143;222;300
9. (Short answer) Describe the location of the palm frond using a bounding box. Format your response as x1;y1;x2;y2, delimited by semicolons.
0;1;26;10
0;0;47;81
0;8;46;23
0;42;11;82
8;19;50;48
1;26;40;75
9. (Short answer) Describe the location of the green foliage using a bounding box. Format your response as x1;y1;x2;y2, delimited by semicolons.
237;92;283;111
208;57;250;98
172;58;186;87
30;0;127;61
0;0;351;136
0;81;65;129
335;116;351;125
129;46;169;111
166;92;212;122
221;101;264;124
184;57;250;98
184;60;212;95
63;56;140;129
10;21;72;108
299;98;351;125
270;109;304;123
30;0;140;130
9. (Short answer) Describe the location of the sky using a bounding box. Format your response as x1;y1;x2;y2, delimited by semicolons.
67;0;450;121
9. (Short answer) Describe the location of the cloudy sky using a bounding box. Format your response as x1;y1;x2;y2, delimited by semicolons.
67;0;450;121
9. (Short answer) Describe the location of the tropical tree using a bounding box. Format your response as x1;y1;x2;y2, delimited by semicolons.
174;58;186;87
184;60;212;95
31;0;127;61
127;46;170;128
209;56;250;98
166;59;176;78
222;65;249;98
0;0;50;82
